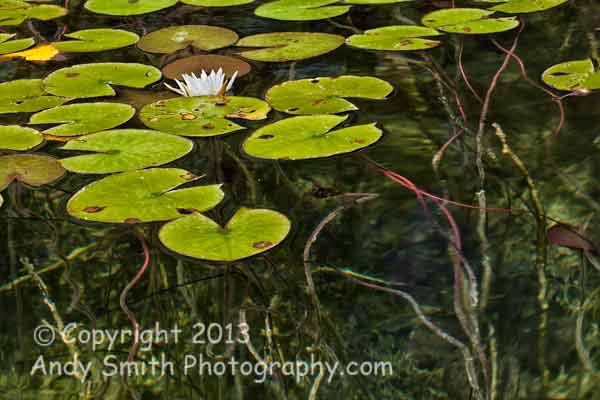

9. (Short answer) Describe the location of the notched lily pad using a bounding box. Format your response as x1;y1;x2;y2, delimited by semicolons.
181;0;255;6
0;79;69;114
255;0;350;21
479;0;568;13
0;154;65;191
140;96;270;137
84;0;177;16
346;25;442;51
0;0;67;26
162;55;251;80
541;59;600;91
0;33;34;55
422;8;519;34
237;32;344;62
67;168;224;223
159;207;291;262
243;114;383;160
266;76;394;115
52;29;140;53
60;129;193;174
29;103;135;137
138;25;238;54
43;63;162;98
0;125;44;151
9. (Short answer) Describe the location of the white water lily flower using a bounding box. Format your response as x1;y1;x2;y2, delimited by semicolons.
164;68;238;97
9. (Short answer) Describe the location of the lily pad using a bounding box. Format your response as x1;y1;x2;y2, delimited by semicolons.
162;55;251;80
422;8;519;34
60;129;193;174
84;0;177;16
0;44;60;61
255;0;350;21
67;168;224;224
0;33;34;55
52;29;140;53
29;103;135;137
159;208;291;262
181;0;254;5
346;25;442;51
343;0;411;3
479;0;568;13
43;63;162;98
140;96;270;137
137;25;238;54
0;79;69;114
266;76;393;115
541;59;600;91
0;125;43;151
0;154;65;191
237;32;344;62
243;115;382;160
0;0;67;26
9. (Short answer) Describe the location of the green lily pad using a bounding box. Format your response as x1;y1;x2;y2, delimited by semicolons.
43;63;162;99
29;103;135;137
343;0;411;3
162;55;251;80
422;8;519;34
181;0;254;5
0;0;67;26
140;96;271;137
52;29;139;53
67;168;224;224
541;59;600;91
0;154;65;191
266;76;394;115
60;129;193;174
479;0;567;13
159;207;291;262
346;25;442;51
243;115;382;160
255;0;350;21
84;0;177;16
0;79;69;114
0;125;43;151
137;25;238;54
237;32;344;62
0;33;34;55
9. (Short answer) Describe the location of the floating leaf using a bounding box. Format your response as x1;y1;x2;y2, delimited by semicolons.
541;59;600;91
181;0;254;5
255;0;350;21
266;76;393;115
0;33;34;55
29;103;135;137
0;154;65;191
43;63;162;98
0;0;67;26
0;79;68;114
422;8;519;34
343;0;411;3
84;0;177;16
52;29;140;53
479;0;568;13
237;32;344;62
346;25;442;51
60;129;193;174
162;55;251;80
0;44;59;61
67;168;224;224
0;125;43;150
243;115;382;160
140;96;270;137
547;224;596;252
138;25;238;54
159;208;291;262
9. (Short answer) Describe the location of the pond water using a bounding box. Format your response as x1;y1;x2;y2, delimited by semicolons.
1;0;600;399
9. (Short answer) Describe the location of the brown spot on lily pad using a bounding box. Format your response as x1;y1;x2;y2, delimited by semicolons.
124;218;142;224
83;206;105;213
202;123;215;130
253;241;273;249
66;73;80;78
180;112;197;120
177;207;199;215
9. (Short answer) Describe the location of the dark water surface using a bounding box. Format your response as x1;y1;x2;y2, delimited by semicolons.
1;1;600;399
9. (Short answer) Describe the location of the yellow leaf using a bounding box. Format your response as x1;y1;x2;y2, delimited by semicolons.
0;44;59;62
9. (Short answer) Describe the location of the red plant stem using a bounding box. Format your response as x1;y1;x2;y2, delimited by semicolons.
458;38;483;103
119;231;151;362
433;128;465;172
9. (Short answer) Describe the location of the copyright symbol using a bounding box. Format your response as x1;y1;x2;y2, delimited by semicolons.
34;325;55;347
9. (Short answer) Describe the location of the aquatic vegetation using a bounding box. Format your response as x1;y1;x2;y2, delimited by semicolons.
162;54;251;80
137;25;238;54
0;0;67;26
0;44;59;61
0;79;68;114
236;32;345;62
255;0;351;21
0;125;43;151
542;59;600;91
159;208;291;261
0;33;34;55
479;0;568;13
51;29;140;53
346;25;443;51
0;154;64;191
422;8;520;34
164;69;238;97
